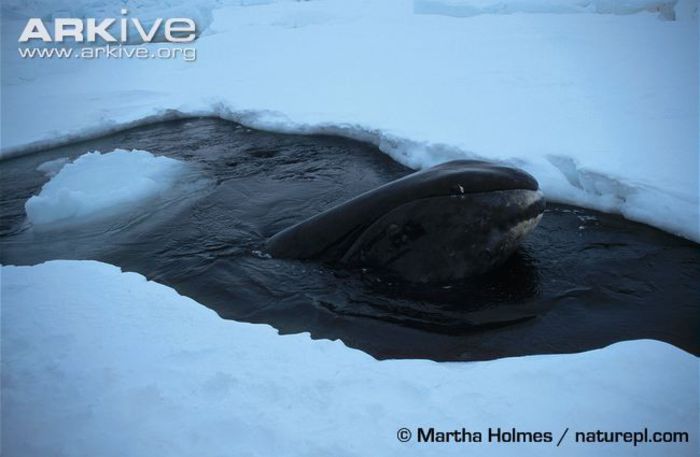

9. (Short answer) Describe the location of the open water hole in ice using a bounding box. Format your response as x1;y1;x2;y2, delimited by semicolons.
1;118;698;361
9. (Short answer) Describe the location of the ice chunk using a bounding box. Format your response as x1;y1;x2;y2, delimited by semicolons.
25;149;188;226
36;157;69;177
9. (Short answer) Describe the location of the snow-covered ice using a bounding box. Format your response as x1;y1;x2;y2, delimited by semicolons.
25;149;189;226
1;0;698;241
1;260;697;456
414;0;687;20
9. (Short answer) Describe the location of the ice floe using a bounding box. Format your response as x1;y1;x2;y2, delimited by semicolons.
1;260;697;456
25;149;190;226
1;0;697;241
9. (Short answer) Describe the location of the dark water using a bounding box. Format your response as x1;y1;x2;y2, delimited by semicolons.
1;118;698;361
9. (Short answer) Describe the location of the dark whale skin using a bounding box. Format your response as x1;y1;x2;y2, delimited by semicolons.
267;160;545;282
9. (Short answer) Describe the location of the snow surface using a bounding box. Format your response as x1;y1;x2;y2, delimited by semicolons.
1;260;698;456
414;0;684;20
25;149;189;226
1;0;268;20
1;0;698;242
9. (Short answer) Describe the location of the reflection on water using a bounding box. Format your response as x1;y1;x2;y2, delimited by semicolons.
1;118;698;361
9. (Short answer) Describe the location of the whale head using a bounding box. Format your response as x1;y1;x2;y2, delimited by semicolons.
267;160;545;283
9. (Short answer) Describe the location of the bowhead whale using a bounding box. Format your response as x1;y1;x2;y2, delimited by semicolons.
267;160;545;283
